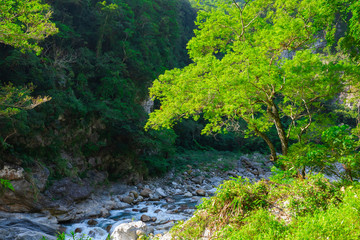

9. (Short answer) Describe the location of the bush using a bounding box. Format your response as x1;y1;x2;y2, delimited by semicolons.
170;175;349;239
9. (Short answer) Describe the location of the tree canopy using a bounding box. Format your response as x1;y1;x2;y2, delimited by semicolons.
146;0;359;161
0;0;58;54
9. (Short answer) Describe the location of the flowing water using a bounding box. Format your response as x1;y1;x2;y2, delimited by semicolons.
64;195;203;240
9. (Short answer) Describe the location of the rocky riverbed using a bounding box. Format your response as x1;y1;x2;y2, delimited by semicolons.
0;153;273;240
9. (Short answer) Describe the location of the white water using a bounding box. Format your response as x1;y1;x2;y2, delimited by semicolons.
64;196;203;240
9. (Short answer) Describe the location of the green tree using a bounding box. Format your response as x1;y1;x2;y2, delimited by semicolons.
0;0;56;140
0;0;58;55
145;0;354;161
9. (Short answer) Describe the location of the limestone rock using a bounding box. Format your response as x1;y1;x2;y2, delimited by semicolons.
196;189;206;196
129;190;139;199
184;192;192;197
149;193;160;201
110;221;152;240
192;176;204;184
155;187;167;198
0;164;24;180
0;212;59;240
140;188;152;198
122;196;134;204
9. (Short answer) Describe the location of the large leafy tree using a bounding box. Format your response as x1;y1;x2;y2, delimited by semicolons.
146;0;355;161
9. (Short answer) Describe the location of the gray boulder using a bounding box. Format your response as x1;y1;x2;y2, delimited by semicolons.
110;221;152;240
155;187;167;198
140;188;152;198
0;212;59;240
47;177;92;202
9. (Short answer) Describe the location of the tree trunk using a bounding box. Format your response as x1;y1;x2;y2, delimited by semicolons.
253;127;278;162
268;101;288;156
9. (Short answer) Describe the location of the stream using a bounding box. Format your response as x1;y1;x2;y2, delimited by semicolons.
64;195;203;239
65;196;202;240
62;154;274;240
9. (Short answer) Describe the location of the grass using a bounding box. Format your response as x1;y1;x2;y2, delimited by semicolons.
169;174;360;239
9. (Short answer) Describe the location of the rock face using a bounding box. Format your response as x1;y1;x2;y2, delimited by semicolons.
0;164;45;212
110;221;152;240
0;212;59;240
47;177;92;202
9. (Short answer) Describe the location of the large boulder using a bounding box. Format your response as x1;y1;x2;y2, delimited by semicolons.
47;177;92;202
0;164;44;212
155;188;167;198
140;188;152;198
110;221;152;240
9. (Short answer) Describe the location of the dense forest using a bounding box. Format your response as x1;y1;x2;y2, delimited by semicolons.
0;0;199;181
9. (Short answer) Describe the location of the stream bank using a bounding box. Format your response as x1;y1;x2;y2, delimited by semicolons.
0;153;273;240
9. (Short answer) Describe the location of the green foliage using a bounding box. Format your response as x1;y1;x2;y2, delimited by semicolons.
170;175;351;240
221;209;287;240
322;125;360;181
146;0;354;162
0;178;14;191
0;0;58;54
42;231;95;240
0;0;196;178
277;124;360;181
0;83;50;118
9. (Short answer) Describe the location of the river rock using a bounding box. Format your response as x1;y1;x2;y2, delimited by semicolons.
184;192;192;197
0;212;59;240
192;176;204;184
139;208;148;213
136;196;144;202
226;171;238;177
209;176;224;187
174;189;183;195
196;189;206;196
122;196;134;204
165;197;175;203
141;214;151;222
140;188;152;198
149;193;160;201
87;219;98;226
207;188;217;195
110;221;152;240
130;190;139;199
155;187;167;198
